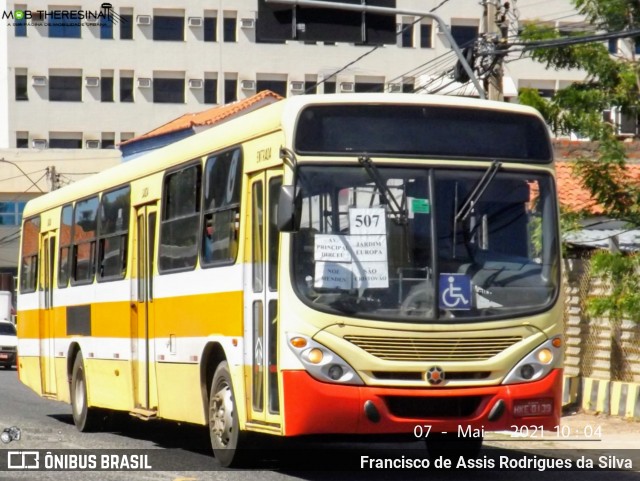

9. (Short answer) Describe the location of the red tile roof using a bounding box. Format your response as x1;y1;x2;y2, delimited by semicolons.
120;90;283;146
555;162;640;214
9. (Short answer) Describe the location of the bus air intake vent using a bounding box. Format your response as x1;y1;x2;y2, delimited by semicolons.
344;335;522;362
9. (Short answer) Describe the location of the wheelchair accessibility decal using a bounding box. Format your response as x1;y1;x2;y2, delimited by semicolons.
439;274;472;310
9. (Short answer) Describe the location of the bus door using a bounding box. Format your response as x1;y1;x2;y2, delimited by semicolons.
245;170;282;427
39;231;56;395
132;203;158;411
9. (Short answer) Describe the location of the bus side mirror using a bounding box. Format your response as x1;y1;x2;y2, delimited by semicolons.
277;185;301;232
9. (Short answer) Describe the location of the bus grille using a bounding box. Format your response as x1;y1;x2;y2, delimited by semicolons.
343;335;522;362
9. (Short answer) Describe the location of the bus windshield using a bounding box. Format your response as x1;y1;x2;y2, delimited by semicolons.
291;164;559;322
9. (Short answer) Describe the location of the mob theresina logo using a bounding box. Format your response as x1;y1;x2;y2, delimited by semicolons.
2;3;127;25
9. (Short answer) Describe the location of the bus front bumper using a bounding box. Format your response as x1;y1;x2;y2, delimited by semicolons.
282;368;562;436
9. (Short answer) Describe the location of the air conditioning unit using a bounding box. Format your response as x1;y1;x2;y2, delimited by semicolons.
240;18;255;29
240;80;255;90
188;17;203;27
388;83;402;93
340;82;354;93
86;140;100;149
137;78;152;88
136;15;152;25
290;81;304;93
32;139;47;149
188;79;203;89
85;77;100;87
32;76;47;87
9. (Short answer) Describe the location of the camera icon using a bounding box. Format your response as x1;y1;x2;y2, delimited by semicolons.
1;426;21;444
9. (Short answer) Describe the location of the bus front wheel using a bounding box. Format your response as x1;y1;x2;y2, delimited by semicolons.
209;361;248;467
70;352;102;432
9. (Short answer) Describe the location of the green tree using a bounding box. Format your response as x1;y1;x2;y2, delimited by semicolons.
518;0;640;324
519;0;640;221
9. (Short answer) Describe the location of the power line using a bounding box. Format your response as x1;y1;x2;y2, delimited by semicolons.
307;0;454;93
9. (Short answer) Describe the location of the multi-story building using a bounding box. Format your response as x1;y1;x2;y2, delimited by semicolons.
0;0;591;150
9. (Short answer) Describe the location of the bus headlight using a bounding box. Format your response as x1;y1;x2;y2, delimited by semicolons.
503;337;562;385
287;333;364;385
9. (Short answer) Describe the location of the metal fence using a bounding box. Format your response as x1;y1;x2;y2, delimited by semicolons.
564;255;640;383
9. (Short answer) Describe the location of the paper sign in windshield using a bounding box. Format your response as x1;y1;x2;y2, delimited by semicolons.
314;234;351;262
349;208;386;235
314;262;352;290
352;261;389;289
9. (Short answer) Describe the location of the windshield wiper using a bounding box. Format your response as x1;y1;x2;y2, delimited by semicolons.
452;160;501;259
455;160;502;223
358;155;406;224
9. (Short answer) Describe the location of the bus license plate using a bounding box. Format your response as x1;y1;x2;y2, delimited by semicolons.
513;399;552;417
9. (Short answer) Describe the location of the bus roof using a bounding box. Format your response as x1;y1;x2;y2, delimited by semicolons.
22;94;545;218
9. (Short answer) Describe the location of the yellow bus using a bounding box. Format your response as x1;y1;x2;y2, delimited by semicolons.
17;93;563;467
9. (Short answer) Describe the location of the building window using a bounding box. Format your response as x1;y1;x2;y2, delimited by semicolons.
0;202;26;226
204;79;217;104
153;16;184;41
402;82;414;93
15;13;27;37
224;78;237;103
355;82;384;93
49;137;82;148
120;14;133;39
120;76;133;102
204;17;217;42
608;39;617;54
100;17;113;39
223;17;236;42
256;80;286;97
102;138;115;149
400;23;414;48
16;135;29;148
153;78;185;103
304;81;317;94
420;24;432;48
101;76;114;102
451;25;479;48
49;17;81;38
324;81;336;94
49;76;82;102
15;74;28;101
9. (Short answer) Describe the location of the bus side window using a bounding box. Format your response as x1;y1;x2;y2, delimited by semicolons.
201;148;242;266
97;185;130;280
20;216;40;293
58;204;73;288
159;163;202;272
72;196;99;284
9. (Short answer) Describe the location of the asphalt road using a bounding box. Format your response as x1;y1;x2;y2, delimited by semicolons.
0;367;638;481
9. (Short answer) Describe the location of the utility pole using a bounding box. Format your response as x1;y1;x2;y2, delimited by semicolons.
46;165;60;191
483;0;509;101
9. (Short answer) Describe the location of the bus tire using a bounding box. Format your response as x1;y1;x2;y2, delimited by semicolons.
425;433;483;460
209;361;247;467
70;352;102;432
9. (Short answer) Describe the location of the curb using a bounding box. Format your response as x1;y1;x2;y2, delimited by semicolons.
563;375;640;420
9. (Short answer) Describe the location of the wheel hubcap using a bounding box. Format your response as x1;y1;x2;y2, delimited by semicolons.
74;372;85;414
210;382;234;447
